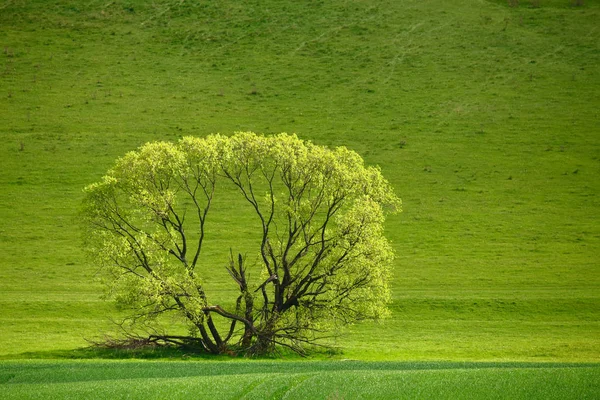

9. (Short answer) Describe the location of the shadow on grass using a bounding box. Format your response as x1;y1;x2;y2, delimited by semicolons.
2;346;220;360
2;345;342;361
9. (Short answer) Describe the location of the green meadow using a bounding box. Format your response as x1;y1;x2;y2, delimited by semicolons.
1;361;599;399
1;0;599;397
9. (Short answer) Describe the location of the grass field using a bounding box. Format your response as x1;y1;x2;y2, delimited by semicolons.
0;0;599;396
1;360;599;399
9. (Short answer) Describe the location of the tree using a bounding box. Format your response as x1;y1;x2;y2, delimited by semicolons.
82;132;401;355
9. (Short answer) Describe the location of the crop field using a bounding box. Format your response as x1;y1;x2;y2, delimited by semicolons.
0;0;599;397
1;360;599;399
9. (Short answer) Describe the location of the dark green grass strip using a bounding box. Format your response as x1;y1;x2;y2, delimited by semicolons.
1;361;598;399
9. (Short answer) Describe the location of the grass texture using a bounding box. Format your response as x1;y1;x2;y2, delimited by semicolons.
0;0;598;364
1;360;599;399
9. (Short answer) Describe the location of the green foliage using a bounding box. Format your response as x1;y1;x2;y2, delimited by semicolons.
82;132;400;354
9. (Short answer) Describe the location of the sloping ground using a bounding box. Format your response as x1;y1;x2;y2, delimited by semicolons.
0;0;598;360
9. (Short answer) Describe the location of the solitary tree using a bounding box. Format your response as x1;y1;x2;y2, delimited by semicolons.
83;132;400;355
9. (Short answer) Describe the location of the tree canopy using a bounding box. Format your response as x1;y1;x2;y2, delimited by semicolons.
83;132;401;355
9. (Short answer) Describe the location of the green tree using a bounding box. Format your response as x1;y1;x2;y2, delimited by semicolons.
83;132;400;355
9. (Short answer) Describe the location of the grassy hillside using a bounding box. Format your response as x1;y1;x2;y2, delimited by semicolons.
1;0;599;361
